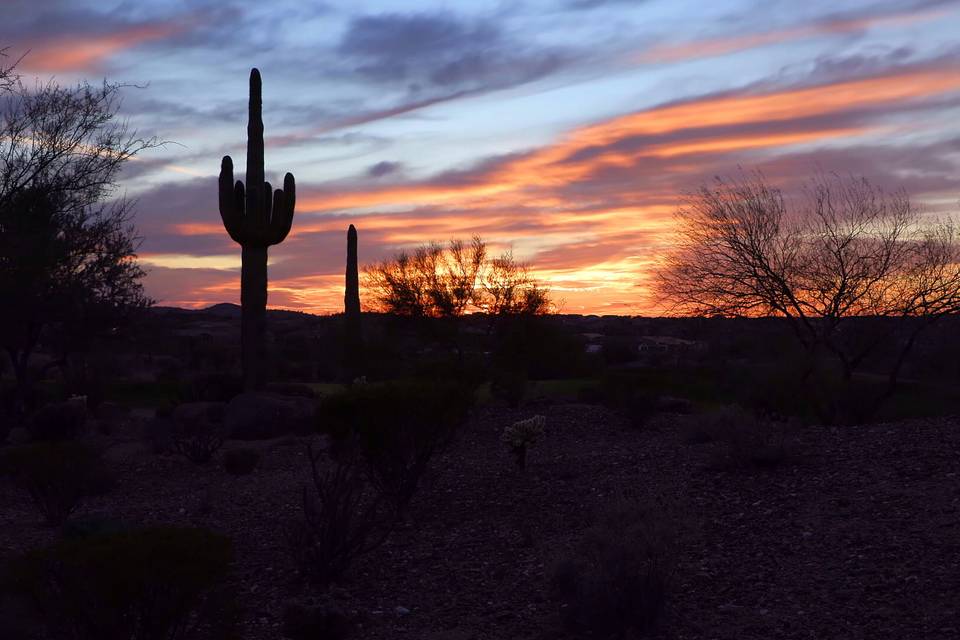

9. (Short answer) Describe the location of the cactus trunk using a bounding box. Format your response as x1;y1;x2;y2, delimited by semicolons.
241;245;268;391
344;224;362;380
217;69;296;392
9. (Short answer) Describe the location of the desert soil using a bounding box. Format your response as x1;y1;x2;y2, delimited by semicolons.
1;402;958;639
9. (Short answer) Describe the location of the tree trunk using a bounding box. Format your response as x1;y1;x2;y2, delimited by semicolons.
241;245;268;391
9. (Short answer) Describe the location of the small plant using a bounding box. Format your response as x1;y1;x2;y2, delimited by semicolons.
173;423;223;464
289;443;394;586
0;442;112;526
5;526;233;640
501;414;546;470
223;447;261;476
549;496;676;638
171;406;225;465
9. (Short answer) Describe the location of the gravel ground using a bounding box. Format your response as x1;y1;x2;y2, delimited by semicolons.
1;403;958;639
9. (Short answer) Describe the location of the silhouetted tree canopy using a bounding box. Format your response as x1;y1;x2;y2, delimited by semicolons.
0;55;157;418
363;237;551;318
657;171;960;421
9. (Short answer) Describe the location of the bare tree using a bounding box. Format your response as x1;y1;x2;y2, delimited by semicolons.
657;172;960;421
1;47;19;92
364;237;551;318
363;236;486;318
479;250;552;317
0;57;158;423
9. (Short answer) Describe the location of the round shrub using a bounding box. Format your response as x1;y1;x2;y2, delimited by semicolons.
5;526;233;640
0;442;112;526
27;398;86;441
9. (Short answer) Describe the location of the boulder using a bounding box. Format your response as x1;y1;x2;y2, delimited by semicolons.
225;393;315;440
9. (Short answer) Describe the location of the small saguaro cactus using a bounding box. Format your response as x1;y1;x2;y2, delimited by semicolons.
344;224;362;378
218;68;296;391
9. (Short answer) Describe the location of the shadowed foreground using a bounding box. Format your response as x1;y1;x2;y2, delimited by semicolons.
2;401;956;639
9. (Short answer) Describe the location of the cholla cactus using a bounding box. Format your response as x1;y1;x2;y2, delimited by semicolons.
501;415;546;470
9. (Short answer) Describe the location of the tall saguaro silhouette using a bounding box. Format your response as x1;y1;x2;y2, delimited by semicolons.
344;224;363;378
218;69;296;391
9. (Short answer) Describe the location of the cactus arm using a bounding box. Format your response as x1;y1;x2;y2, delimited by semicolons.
268;172;295;245
218;156;244;243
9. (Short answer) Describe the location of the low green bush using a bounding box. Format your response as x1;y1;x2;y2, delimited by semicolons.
27;399;87;441
0;443;112;526
318;379;472;514
4;526;233;640
685;405;795;469
550;496;676;638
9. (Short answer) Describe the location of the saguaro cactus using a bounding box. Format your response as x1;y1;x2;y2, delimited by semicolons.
218;68;296;391
344;224;362;378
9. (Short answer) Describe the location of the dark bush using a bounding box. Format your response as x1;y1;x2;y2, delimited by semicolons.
5;526;233;640
490;368;527;408
319;379;472;514
290;443;394;586
689;406;794;470
549;497;675;638
27;399;87;441
171;404;225;465
223;447;260;476
601;335;639;365
282;600;350;640
178;372;242;403
0;442;112;526
600;371;657;428
492;316;595;380
265;382;317;399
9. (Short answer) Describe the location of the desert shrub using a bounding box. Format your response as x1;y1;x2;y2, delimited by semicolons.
223;447;260;476
266;382;317;398
0;442;112;526
172;424;223;464
549;497;675;637
686;406;794;469
290;443;394;586
27;398;87;441
281;600;350;640
600;371;657;428
490;368;527;408
492;316;595;380
171;405;225;465
601;335;639;365
178;372;242;403
318;379;472;513
4;526;233;640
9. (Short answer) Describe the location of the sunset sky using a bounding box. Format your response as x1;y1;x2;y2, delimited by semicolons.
3;0;959;315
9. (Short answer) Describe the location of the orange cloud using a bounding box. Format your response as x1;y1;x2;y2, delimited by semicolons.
20;23;185;73
293;66;960;215
637;6;951;64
